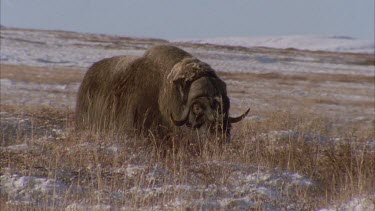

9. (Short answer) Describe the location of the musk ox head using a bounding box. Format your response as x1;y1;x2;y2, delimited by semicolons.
166;57;250;140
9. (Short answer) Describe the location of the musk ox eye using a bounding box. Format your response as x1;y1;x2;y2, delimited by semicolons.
192;103;205;115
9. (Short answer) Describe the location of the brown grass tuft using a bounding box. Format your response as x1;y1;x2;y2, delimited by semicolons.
1;106;374;209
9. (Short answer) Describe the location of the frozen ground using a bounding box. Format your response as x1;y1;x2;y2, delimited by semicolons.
0;115;373;210
177;35;375;54
1;27;374;125
0;152;315;210
0;28;154;68
1;27;374;209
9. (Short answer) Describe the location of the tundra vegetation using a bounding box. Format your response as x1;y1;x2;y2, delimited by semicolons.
0;28;374;210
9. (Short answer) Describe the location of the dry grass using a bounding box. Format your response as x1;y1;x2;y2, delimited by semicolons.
1;62;374;209
1;105;374;210
2;28;374;209
2;60;372;87
0;64;84;84
2;63;373;128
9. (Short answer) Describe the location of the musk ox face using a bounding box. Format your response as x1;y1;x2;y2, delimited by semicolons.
170;75;250;140
186;95;231;136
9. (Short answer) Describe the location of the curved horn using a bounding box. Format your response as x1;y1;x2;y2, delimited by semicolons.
170;107;190;126
229;108;250;123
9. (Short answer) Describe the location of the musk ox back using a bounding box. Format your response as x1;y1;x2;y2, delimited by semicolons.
76;45;249;139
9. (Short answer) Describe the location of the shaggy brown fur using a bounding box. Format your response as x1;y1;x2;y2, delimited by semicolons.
76;45;247;139
76;56;139;132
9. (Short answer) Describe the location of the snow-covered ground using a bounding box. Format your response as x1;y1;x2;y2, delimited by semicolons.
1;27;374;124
1;28;374;210
0;29;147;68
1;169;69;207
1;128;373;210
1;29;374;74
319;197;375;211
1;27;373;115
177;35;375;53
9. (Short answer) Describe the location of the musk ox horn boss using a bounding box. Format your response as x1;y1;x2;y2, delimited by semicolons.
76;45;249;140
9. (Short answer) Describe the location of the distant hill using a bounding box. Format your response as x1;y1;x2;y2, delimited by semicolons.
177;35;375;54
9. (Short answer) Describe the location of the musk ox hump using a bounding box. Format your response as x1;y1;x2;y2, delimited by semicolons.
167;57;218;85
144;45;192;69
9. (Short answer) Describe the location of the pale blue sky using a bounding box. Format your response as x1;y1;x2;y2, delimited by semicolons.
1;0;374;40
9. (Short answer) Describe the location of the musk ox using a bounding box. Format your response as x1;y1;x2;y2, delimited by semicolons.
76;45;249;140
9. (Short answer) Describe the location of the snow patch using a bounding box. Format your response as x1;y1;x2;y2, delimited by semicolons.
1;29;144;68
257;130;328;143
319;197;375;211
0;143;42;153
66;203;112;211
0;173;67;206
111;164;147;176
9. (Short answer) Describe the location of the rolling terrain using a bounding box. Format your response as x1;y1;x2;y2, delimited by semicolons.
1;27;374;210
